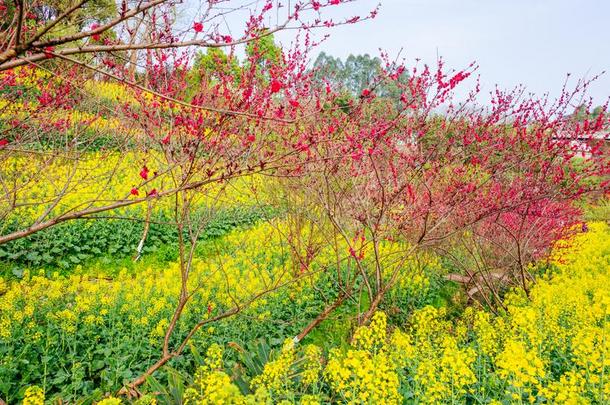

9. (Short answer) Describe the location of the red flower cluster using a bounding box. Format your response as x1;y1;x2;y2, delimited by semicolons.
270;79;282;93
139;166;149;180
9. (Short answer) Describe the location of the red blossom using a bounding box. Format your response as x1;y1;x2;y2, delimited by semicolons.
270;79;282;93
193;22;204;32
130;188;139;196
262;1;273;12
43;46;54;58
0;139;8;148
90;23;101;41
37;91;53;106
139;165;149;180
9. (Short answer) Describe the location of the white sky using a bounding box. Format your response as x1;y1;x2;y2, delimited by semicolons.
182;0;609;106
311;0;609;105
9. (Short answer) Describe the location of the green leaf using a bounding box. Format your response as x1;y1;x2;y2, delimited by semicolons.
11;267;24;278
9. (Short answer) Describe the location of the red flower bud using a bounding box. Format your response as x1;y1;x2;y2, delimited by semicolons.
43;47;55;59
270;79;282;93
139;165;149;180
90;23;101;41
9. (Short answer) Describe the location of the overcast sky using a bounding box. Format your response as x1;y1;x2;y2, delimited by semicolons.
310;0;609;105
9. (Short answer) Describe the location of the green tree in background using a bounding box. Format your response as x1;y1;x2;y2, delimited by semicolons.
193;48;241;81
187;33;281;94
245;31;282;73
24;0;116;33
312;52;408;101
1;0;116;43
570;104;606;123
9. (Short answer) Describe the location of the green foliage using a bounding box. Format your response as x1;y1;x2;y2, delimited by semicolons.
569;103;606;122
584;197;610;222
34;0;117;26
0;205;273;278
245;32;282;71
186;33;282;98
313;52;408;101
189;48;241;89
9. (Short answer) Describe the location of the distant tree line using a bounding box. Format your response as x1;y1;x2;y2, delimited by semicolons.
570;104;606;123
312;52;408;102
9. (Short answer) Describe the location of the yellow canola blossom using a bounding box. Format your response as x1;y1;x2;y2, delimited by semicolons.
22;386;45;405
0;220;295;344
0;152;267;226
182;222;610;404
251;339;297;395
6;218;610;404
